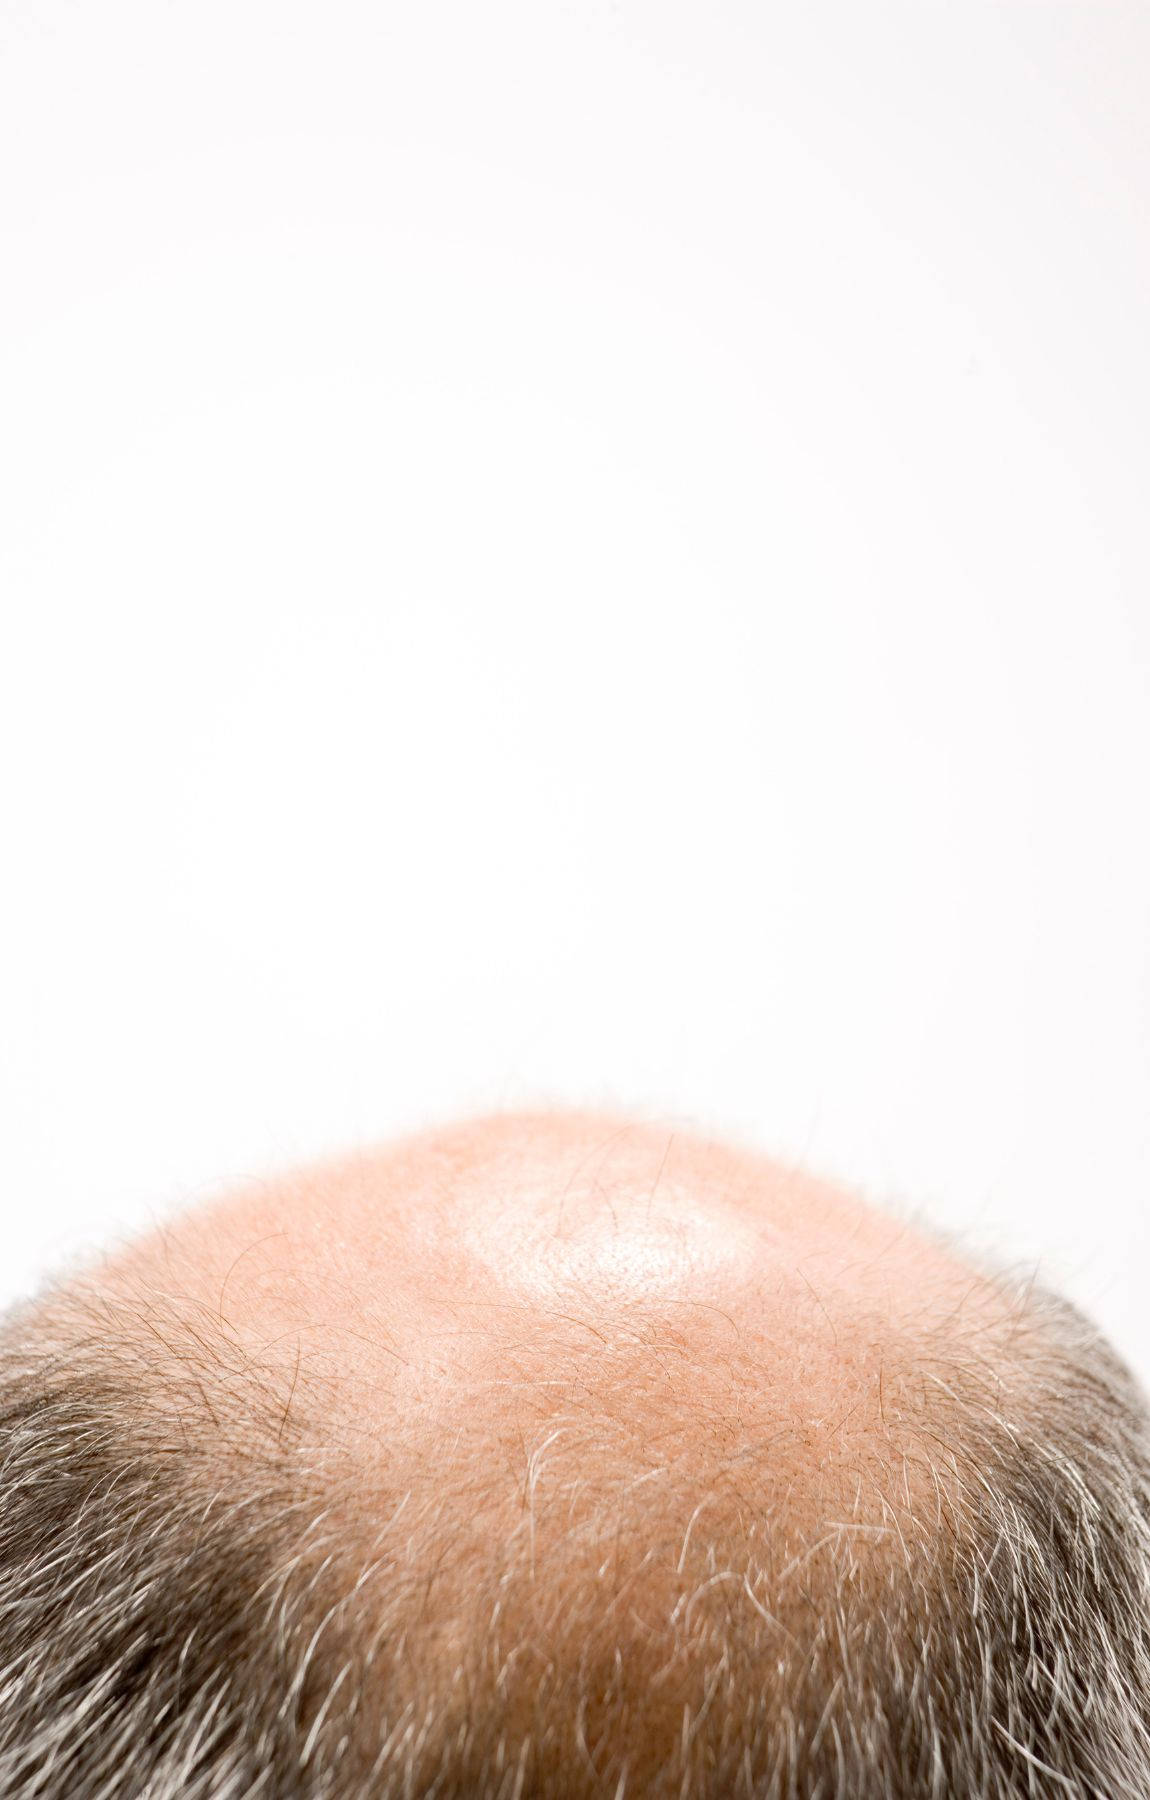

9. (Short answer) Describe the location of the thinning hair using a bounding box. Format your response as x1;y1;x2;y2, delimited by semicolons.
1;1262;1150;1799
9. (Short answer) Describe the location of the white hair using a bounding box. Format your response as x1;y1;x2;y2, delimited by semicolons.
1;1270;1149;1798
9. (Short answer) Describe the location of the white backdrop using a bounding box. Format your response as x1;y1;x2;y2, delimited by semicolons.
2;4;1148;1373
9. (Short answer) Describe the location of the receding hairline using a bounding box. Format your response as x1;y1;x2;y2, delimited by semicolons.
14;1115;1046;1682
43;1109;1026;1569
4;1112;1150;1797
32;1112;1041;1563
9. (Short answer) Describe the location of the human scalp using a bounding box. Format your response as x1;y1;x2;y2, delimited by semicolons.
1;1110;1149;1799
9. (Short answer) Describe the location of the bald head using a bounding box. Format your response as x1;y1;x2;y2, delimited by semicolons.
2;1112;1149;1798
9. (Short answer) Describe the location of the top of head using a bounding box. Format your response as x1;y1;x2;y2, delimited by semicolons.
11;1109;1147;1798
79;1118;1001;1671
92;1106;1002;1499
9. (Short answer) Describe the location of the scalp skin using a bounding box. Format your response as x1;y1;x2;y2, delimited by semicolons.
86;1114;1004;1720
6;1110;1148;1799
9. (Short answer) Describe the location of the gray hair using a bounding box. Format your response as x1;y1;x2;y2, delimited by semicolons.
1;1269;1149;1798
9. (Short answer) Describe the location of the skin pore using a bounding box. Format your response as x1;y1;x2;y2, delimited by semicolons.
52;1109;1013;1790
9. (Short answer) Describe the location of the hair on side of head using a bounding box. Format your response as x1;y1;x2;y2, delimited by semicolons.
1;1270;1150;1799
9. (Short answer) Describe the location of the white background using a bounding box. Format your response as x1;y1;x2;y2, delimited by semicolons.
2;4;1148;1372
